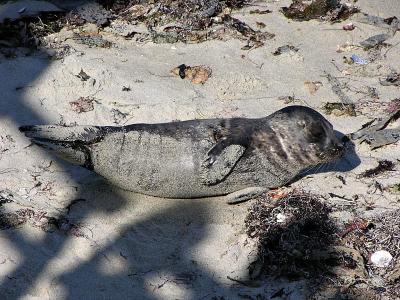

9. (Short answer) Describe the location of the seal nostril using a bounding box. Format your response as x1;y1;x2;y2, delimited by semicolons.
336;144;345;156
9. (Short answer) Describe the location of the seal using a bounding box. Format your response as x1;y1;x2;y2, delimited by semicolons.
19;105;344;203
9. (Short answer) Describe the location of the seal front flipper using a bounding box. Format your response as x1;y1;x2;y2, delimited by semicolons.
200;141;246;185
19;125;104;169
225;187;267;204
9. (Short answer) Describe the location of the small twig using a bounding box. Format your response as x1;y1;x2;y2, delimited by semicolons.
152;279;170;291
330;60;343;73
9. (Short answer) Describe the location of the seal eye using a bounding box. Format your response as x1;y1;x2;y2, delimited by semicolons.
307;122;326;143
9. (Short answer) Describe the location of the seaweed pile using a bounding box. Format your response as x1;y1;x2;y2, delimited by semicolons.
245;192;340;279
245;191;400;299
100;0;274;47
0;0;274;52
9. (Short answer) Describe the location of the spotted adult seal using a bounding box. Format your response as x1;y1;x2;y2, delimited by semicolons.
20;105;344;203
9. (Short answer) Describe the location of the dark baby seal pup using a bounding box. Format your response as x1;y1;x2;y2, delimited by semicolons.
20;106;344;204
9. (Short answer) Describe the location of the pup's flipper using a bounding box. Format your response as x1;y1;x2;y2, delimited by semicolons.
19;125;104;169
200;139;246;185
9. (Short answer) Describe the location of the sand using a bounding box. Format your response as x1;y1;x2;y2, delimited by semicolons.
0;0;400;299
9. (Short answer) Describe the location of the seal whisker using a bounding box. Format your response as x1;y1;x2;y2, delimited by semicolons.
297;163;319;177
312;163;324;175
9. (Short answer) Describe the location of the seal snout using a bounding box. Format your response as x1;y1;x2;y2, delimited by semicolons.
334;143;345;157
327;142;345;160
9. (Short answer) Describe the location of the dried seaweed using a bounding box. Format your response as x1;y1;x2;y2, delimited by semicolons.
245;191;400;298
323;102;356;117
380;72;400;86
281;0;358;22
245;192;344;279
99;0;250;26
71;2;113;27
0;12;67;48
249;9;272;15
272;45;299;56
0;200;90;238
1;1;274;50
69;96;96;113
359;160;395;178
342;209;400;298
0;209;34;230
100;0;274;47
73;33;113;48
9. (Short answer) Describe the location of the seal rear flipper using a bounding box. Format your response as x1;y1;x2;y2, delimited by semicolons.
19;125;104;143
200;143;246;185
32;139;92;168
19;125;104;169
225;187;267;204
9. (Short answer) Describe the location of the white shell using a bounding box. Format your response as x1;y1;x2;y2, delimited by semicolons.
276;213;287;223
370;250;393;268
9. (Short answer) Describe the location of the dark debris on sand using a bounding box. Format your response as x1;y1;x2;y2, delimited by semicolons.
0;0;274;52
0;12;66;48
100;0;275;47
281;0;359;22
0;205;90;238
323;102;356;117
359;160;395;178
245;192;340;280
341;209;400;299
245;191;400;299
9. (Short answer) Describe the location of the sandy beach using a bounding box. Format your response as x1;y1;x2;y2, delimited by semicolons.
0;0;400;299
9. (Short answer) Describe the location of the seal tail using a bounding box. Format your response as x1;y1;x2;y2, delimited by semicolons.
19;125;104;169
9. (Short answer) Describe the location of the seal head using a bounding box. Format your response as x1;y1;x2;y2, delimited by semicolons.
263;106;344;170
